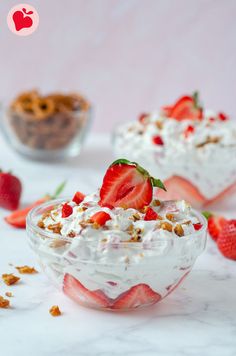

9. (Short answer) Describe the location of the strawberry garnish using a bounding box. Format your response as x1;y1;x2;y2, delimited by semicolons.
217;220;236;260
193;223;202;231
112;283;161;309
99;159;166;210
72;191;85;205
184;125;195;138
202;212;227;241
63;274;110;308
0;171;22;211
5;181;66;229
62;203;73;218
144;207;158;221
138;113;149;124
152;135;164;145
162;92;203;121
218;112;228;121
90;211;111;226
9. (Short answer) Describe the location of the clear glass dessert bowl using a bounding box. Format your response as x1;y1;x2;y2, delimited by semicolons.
1;90;92;160
26;198;207;312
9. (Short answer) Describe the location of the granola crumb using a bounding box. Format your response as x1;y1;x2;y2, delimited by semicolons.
49;305;61;317
166;213;175;222
152;199;161;207
160;221;173;232
37;220;45;229
47;223;62;234
0;296;10;308
5;292;13;298
2;274;20;286
174;224;184;237
15;266;38;274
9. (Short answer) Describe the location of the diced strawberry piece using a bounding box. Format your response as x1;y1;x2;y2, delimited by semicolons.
0;172;22;211
90;211;111;226
63;274;110;308
193;223;202;231
144;207;158;221
72;191;85;205
184;125;195;138
208;216;227;241
112;284;161;310
138;113;149;124
218;112;228;121
99;159;165;210
155;176;207;209
205;181;236;208
152;135;164;145
5;197;48;228
62;203;73;218
163;93;203;121
217;220;236;260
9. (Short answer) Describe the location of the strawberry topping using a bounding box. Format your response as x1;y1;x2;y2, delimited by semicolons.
218;112;228;121
193;223;202;231
144;207;158;221
90;211;111;226
152;135;164;145
72;191;85;205
139;113;149;124
184;125;195;138
62;203;73;218
99;159;166;210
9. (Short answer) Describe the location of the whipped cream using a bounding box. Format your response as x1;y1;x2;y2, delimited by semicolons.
34;193;206;298
114;111;236;199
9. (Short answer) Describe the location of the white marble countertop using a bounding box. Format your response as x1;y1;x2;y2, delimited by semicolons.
0;134;235;356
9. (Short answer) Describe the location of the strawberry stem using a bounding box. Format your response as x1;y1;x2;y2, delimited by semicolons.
202;211;213;220
192;91;203;110
49;181;67;199
151;177;166;191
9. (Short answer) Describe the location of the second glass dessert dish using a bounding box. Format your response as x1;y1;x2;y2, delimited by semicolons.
2;90;92;160
27;159;207;311
113;92;236;208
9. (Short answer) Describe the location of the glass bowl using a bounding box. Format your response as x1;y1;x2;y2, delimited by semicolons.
26;199;207;312
1;93;92;160
113;126;236;209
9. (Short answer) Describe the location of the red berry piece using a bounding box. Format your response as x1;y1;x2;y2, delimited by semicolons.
193;223;202;231
72;191;85;205
90;211;111;226
138;113;149;124
152;135;164;145
218;112;228;121
62;203;73;218
184;125;195;138
208;215;226;241
0;172;22;211
217;220;236;260
144;207;158;221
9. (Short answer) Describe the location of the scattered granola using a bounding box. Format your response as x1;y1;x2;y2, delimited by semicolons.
160;221;173;232
174;224;184;237
166;213;175;222
5;292;13;298
49;305;61;317
0;296;10;308
15;266;38;274
2;273;20;286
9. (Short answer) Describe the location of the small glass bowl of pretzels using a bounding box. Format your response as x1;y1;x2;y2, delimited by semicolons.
3;90;92;160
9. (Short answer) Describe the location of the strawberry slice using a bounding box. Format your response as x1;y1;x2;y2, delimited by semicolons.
144;207;158;221
112;283;161;310
63;274;110;308
163;92;203;121
205;214;227;241
217;220;236;260
99;159;166;210
90;211;111;226
155;176;206;208
72;191;85;205
205;181;236;208
5;181;66;229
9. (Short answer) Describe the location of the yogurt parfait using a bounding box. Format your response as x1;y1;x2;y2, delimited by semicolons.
27;159;207;311
114;93;236;208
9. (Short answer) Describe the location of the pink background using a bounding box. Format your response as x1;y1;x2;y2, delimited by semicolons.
0;0;236;132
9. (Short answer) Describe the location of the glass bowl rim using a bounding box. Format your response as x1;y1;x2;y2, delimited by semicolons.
26;197;208;246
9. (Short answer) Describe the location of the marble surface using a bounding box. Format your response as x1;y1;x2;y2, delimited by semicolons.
0;134;236;356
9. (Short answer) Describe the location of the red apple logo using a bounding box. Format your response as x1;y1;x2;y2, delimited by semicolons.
12;8;33;31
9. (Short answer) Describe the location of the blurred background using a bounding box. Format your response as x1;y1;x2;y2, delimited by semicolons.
0;0;236;132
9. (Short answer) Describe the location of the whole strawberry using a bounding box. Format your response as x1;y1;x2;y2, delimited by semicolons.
217;220;236;260
0;171;22;211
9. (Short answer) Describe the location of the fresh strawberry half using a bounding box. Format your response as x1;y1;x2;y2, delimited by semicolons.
203;213;227;241
63;274;110;308
112;283;161;310
0;172;22;211
144;207;158;221
99;159;166;210
217;220;236;260
162;92;203;121
155;176;206;209
90;211;111;226
62;203;73;218
5;181;66;229
72;191;85;205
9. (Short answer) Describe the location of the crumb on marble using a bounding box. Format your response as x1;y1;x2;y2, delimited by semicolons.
5;292;13;298
0;295;10;308
15;266;38;274
49;305;61;317
2;273;20;286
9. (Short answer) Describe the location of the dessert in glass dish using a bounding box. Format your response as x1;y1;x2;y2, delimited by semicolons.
113;93;236;209
2;90;91;160
27;159;207;311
